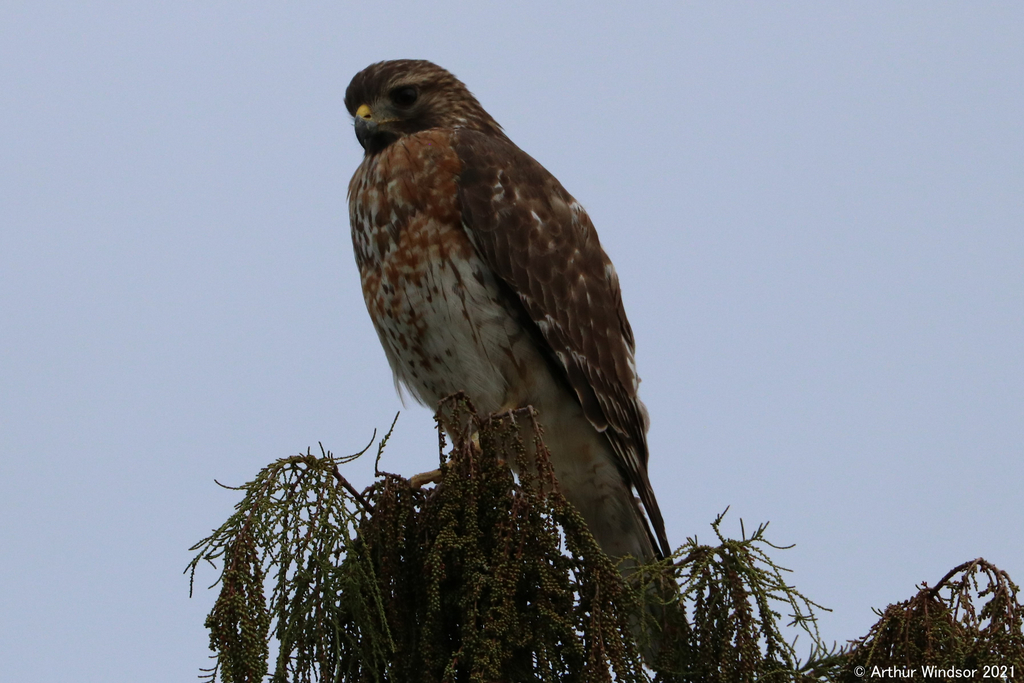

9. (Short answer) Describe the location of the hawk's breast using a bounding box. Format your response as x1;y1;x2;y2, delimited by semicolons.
348;130;540;412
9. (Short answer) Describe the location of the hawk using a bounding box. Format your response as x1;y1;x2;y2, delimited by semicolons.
345;59;671;565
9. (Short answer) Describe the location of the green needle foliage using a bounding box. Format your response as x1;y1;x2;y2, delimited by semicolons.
651;512;840;683
837;558;1024;680
188;435;381;683
189;397;649;682
188;396;1023;681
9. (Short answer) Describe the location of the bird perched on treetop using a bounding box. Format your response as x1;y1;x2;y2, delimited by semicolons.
345;59;670;568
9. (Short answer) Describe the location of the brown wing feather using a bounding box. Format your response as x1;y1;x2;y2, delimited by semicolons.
453;129;670;558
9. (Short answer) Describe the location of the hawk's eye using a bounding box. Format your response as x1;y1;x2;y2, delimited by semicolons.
390;86;418;108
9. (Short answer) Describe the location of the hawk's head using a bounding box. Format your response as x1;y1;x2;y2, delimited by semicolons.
345;60;506;155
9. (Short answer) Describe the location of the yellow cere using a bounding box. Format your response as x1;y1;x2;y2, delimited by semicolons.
356;104;373;120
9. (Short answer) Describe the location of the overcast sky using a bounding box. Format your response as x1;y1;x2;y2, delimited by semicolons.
1;2;1021;680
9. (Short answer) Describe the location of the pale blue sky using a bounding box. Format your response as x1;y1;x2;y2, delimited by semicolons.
1;2;1021;680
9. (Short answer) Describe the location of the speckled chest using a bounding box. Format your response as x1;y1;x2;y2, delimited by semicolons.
347;130;525;409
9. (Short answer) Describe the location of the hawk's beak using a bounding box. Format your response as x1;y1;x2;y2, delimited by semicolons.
354;104;377;151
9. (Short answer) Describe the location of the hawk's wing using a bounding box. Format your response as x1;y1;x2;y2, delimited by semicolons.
454;129;670;558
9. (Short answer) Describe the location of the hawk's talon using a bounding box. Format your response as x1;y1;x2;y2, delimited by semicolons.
409;468;443;489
